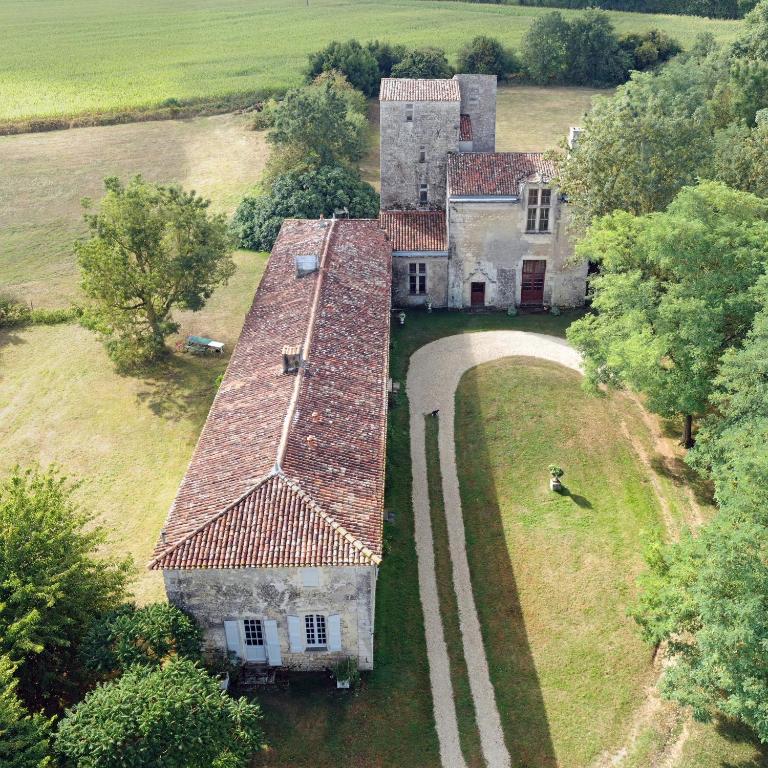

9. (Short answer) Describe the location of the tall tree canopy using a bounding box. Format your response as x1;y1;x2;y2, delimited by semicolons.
567;181;768;445
0;467;131;708
456;36;520;79
77;176;233;368
305;39;380;97
55;659;264;768
390;47;453;79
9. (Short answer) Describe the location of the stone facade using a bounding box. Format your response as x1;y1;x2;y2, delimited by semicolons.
392;253;450;307
380;99;460;210
454;74;496;153
164;565;377;671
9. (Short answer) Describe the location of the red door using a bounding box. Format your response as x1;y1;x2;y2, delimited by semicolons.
470;282;485;307
521;260;546;305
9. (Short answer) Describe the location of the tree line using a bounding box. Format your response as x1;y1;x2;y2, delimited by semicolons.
556;0;768;739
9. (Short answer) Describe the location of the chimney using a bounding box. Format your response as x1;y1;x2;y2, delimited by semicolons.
568;126;582;151
282;344;303;374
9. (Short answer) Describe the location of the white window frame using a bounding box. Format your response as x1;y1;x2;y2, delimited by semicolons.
409;262;427;295
242;618;265;648
304;613;327;649
526;186;552;233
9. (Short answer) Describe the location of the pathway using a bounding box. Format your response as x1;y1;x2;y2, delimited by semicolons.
407;331;582;768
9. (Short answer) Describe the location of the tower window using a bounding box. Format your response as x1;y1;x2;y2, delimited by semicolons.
419;183;428;205
419;146;426;163
526;187;552;233
405;103;414;122
409;263;427;295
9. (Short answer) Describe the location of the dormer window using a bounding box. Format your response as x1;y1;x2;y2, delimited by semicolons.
282;344;303;374
526;188;551;233
405;103;414;122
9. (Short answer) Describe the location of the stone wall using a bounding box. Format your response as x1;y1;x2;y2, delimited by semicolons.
447;192;587;309
163;565;377;670
380;99;460;210
392;253;450;307
454;74;496;153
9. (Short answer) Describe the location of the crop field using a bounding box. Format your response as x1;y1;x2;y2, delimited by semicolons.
0;0;741;128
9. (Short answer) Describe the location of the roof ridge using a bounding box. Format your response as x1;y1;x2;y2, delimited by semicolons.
149;470;277;568
279;475;382;565
274;219;336;472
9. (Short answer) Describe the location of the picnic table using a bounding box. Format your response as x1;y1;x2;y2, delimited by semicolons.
184;335;224;355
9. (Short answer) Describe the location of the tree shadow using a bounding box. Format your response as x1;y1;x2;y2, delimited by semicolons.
712;716;768;768
0;328;26;350
649;455;715;508
132;352;225;422
452;392;557;766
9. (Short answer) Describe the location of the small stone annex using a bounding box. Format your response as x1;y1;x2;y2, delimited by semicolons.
379;74;588;310
151;218;392;671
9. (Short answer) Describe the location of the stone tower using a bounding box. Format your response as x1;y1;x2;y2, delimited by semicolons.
378;75;497;210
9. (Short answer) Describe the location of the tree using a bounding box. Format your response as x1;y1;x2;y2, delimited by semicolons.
390;47;453;79
55;659;264;768
554;53;726;228
230;163;379;252
729;58;768;125
80;603;202;677
567;182;768;446
731;0;768;61
456;36;520;79
77;176;233;368
618;28;682;71
366;40;408;79
0;656;52;768
710;111;768;199
305;39;380;96
565;10;631;86
268;82;367;166
520;11;571;84
0;467;131;708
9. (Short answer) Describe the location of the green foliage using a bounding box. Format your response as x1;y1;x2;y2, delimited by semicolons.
391;47;453;79
567;182;768;440
306;39;380;97
618;28;682;70
366;40;408;79
0;656;52;768
520;11;571;84
268;82;367;165
729;58;768;125
731;0;768;60
230;163;379;252
548;464;564;478
55;658;264;768
80;603;202;676
77;176;234;369
311;70;368;116
0;297;81;329
710;112;768;198
0;466;131;708
555;52;727;227
456;36;521;79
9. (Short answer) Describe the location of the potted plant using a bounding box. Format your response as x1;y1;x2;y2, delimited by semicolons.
548;464;564;492
332;657;360;690
398;311;406;326
425;296;433;313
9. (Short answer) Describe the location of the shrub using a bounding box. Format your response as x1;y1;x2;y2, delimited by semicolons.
366;40;408;79
231;163;379;252
391;47;453;79
520;11;571;84
306;39;379;97
80;603;202;676
619;29;682;71
457;36;521;79
55;659;264;768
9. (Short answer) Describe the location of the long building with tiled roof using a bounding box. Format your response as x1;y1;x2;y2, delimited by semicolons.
155;218;391;671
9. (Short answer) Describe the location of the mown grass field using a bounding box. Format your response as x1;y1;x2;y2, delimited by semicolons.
0;0;741;127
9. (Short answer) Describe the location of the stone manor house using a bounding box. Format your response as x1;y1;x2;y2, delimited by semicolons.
378;74;588;310
151;74;587;674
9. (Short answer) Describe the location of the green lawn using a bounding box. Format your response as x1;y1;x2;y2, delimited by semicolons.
0;0;740;127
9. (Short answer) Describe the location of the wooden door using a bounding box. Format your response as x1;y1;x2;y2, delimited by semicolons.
521;260;546;305
470;281;485;307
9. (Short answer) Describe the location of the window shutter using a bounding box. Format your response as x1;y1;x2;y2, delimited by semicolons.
224;620;242;658
287;615;304;652
264;619;281;667
327;614;342;652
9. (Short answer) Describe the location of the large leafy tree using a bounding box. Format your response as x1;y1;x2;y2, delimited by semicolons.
77;176;234;369
55;659;264;768
231;163;379;252
456;36;520;79
564;10;631;86
0;656;52;768
731;0;768;60
305;39;380;97
268;82;367;166
710;110;768;199
80;603;202;677
390;47;452;79
567;181;768;446
0;467;131;708
555;51;727;229
520;11;571;84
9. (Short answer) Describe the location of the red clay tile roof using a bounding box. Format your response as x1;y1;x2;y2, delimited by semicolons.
448;152;555;197
151;219;392;570
379;211;447;252
460;114;473;142
380;78;460;102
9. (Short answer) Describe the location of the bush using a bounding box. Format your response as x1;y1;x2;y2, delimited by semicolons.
520;11;571;84
457;36;521;79
55;659;264;768
619;29;682;71
231;163;379;252
306;39;379;97
0;297;80;329
366;40;408;79
81;603;202;676
391;47;453;79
